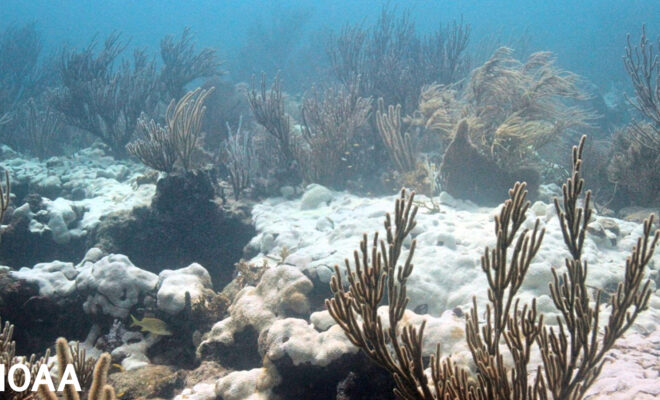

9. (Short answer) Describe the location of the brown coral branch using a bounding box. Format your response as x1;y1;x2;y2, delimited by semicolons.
126;114;177;172
375;98;416;174
168;86;214;171
247;73;294;166
543;135;659;399
296;80;372;187
160;27;221;101
327;190;431;399
37;338;116;400
1;318;52;400
222;116;254;200
1;170;9;223
624;25;660;151
327;135;658;400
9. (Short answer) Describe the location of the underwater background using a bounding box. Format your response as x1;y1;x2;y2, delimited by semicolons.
1;1;660;399
4;0;660;87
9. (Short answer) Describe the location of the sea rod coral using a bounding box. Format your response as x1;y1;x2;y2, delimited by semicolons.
326;136;659;399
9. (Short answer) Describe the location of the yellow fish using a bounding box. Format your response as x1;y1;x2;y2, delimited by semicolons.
130;314;172;336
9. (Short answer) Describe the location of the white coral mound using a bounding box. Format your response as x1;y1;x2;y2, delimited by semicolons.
76;254;159;318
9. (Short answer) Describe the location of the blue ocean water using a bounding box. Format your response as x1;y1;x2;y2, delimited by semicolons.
2;0;658;88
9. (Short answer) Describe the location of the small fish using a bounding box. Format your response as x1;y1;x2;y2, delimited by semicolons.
353;143;360;147
414;304;428;314
112;363;124;372
130;314;172;336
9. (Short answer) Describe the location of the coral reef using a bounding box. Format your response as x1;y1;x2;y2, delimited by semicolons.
37;337;116;400
327;137;658;399
294;81;372;188
375;98;416;175
54;33;159;158
327;5;470;114
221;116;255;200
159;27;221;102
440;120;540;205
412;48;594;172
127;87;214;172
92;170;254;288
1;6;660;400
1;318;52;400
609;25;660;208
624;25;660;142
247;74;296;176
0;145;153;267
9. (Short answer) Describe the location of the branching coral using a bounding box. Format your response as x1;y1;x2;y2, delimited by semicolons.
294;80;372;188
604;25;660;208
326;189;424;398
1;170;9;223
624;24;660;147
126;113;178;173
1;318;52;400
0;23;43;117
221;116;256;200
247;73;295;169
0;23;57;153
160;27;222;102
55;33;159;157
607;125;660;206
327;136;659;399
37;338;116;400
18;97;64;160
539;137;657;399
414;48;594;171
126;87;214;172
374;97;440;195
168;87;214;171
375;98;416;175
327;5;470;114
606;26;660;207
68;342;96;391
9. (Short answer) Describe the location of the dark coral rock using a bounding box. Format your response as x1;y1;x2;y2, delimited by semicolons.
183;361;228;389
440;120;539;206
152;170;216;219
23;193;44;212
0;271;91;355
92;170;255;289
270;352;395;400
108;365;185;400
0;213;87;268
197;325;262;370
